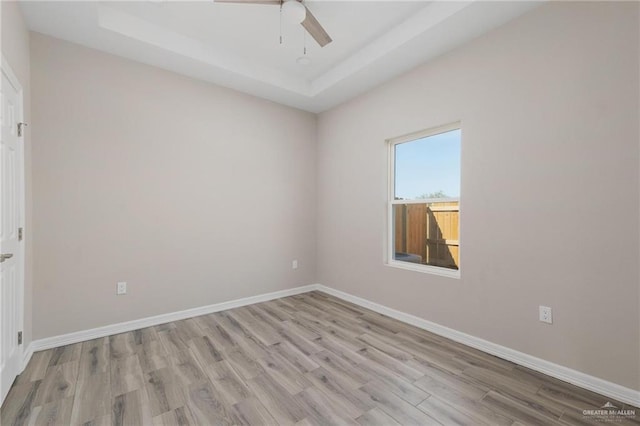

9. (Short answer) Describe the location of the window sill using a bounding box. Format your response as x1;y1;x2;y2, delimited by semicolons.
386;261;461;279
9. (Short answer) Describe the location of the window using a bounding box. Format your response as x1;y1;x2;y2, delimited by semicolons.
387;123;461;278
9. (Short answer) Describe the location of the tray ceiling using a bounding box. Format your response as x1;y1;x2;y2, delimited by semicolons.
20;1;541;112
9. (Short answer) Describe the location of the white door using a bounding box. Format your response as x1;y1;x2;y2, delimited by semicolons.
0;59;25;404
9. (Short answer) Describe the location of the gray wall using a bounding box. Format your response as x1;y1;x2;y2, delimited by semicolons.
1;0;33;353
30;34;317;339
316;2;640;391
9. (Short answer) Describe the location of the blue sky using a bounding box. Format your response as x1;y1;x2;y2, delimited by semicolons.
394;129;461;200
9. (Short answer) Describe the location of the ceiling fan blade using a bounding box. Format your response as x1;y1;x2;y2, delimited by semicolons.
215;0;281;4
301;6;332;47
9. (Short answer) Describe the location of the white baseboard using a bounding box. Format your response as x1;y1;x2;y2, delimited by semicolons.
315;284;640;408
30;284;319;352
28;282;640;407
22;343;33;371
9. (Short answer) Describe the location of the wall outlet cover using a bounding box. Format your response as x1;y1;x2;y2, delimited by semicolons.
539;305;552;324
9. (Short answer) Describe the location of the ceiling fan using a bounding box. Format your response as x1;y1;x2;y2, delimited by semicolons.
215;0;332;47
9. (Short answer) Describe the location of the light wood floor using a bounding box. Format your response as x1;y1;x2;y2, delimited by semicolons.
2;291;638;426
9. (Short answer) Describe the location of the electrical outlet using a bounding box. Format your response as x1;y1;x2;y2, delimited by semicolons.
539;305;552;324
117;282;127;295
292;259;298;270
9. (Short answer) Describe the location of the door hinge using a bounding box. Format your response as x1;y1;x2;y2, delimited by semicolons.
18;227;23;241
17;122;28;137
18;331;22;345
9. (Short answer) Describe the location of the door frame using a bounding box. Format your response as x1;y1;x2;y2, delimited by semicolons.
1;54;26;388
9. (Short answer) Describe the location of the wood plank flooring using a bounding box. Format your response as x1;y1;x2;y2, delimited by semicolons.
2;291;638;425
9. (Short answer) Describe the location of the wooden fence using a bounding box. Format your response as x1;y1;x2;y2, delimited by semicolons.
394;201;459;270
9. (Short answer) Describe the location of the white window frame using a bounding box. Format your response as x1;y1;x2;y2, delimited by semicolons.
386;122;461;279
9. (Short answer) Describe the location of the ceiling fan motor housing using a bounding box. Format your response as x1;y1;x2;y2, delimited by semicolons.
282;0;306;24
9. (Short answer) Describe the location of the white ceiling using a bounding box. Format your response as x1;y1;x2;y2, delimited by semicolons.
20;1;542;112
